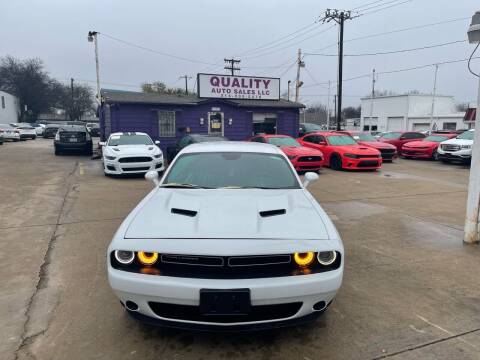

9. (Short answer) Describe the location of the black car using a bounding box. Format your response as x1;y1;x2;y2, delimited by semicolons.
299;123;324;137
43;124;61;138
54;125;93;156
166;134;228;163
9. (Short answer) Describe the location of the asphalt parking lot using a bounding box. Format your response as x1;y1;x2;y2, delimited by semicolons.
2;138;480;360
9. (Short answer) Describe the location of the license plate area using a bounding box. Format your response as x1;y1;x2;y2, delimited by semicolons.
199;289;251;315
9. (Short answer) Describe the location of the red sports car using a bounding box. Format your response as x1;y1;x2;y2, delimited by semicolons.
249;134;324;172
335;131;397;161
378;131;426;152
298;132;382;170
401;133;458;160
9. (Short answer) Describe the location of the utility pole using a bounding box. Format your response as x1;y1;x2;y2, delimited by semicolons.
287;80;291;101
179;75;192;94
326;80;331;130
88;31;101;103
464;10;480;244
224;58;241;75
430;64;439;128
333;94;337;130
323;9;353;130
368;69;376;131
295;49;305;102
70;78;74;121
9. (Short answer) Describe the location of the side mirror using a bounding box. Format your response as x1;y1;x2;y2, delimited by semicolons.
99;141;106;146
303;172;319;188
145;170;159;186
155;140;160;145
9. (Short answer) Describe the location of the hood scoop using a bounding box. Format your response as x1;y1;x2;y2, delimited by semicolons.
171;208;198;217
259;209;286;218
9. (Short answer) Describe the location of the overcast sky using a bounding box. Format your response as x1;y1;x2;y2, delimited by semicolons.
1;0;478;107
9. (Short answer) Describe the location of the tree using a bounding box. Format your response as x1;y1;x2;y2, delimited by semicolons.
0;56;61;122
141;81;189;95
342;106;361;119
57;83;95;121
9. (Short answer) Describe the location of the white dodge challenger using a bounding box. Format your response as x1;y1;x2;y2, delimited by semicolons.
107;141;344;330
101;132;164;176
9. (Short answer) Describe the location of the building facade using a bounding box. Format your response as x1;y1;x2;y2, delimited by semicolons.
99;89;304;152
359;94;469;132
0;90;19;125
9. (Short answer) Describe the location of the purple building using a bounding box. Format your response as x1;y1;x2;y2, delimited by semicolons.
99;89;304;153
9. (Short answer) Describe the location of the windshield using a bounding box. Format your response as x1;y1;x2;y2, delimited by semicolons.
382;132;402;139
457;131;475;140
267;137;300;147
357;133;377;141
425;135;449;142
108;134;153;146
164;152;300;189
327;135;357;146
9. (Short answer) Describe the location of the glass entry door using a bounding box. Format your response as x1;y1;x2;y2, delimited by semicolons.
208;112;224;136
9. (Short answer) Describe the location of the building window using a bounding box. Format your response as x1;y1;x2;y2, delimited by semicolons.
443;122;456;130
158;111;176;137
1;96;5;109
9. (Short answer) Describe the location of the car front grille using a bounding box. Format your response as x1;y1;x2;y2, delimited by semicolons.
380;149;396;154
357;160;379;167
111;252;341;279
121;166;150;172
298;156;322;162
441;144;460;152
118;157;152;163
148;301;303;323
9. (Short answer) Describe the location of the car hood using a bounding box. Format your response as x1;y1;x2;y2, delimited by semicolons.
358;141;395;150
403;141;437;148
440;138;473;146
124;189;330;240
279;146;323;156
334;145;380;154
105;145;161;156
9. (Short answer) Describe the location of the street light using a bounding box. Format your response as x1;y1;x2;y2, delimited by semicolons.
87;31;101;104
464;11;480;244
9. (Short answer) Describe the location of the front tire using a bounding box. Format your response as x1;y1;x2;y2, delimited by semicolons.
55;147;62;156
330;154;343;171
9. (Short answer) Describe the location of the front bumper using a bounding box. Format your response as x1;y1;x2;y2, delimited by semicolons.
401;148;432;159
292;160;323;171
437;148;471;162
55;141;92;151
108;267;342;328
104;158;165;174
342;156;382;170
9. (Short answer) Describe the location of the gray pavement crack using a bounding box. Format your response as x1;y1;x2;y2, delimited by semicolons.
13;161;79;360
371;328;480;359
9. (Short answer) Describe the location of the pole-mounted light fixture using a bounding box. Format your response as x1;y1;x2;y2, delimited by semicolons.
468;11;480;44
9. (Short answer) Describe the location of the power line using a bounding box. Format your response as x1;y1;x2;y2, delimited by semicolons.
309;16;470;53
359;0;412;16
99;32;218;66
352;0;389;10
305;40;467;57
356;0;409;13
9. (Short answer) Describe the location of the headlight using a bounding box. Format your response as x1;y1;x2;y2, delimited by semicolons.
461;145;471;149
287;155;297;160
153;153;162;159
293;252;315;267
105;155;116;160
344;153;358;158
317;251;337;266
54;133;60;140
137;251;158;265
114;250;135;265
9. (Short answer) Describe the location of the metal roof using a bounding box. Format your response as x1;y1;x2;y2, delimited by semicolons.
100;89;304;109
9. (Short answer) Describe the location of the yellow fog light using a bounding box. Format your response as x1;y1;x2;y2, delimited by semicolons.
137;251;158;265
293;252;315;267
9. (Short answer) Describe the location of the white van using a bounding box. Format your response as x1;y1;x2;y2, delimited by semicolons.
437;129;475;163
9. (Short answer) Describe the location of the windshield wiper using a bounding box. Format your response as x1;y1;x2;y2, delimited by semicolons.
160;183;213;189
218;186;279;189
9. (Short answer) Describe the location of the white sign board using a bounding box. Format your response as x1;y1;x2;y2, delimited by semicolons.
197;74;280;100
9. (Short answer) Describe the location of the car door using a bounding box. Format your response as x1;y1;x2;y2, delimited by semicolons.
400;132;423;148
301;135;330;161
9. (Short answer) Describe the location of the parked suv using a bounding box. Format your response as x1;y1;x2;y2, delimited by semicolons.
437;129;475;163
54;125;93;155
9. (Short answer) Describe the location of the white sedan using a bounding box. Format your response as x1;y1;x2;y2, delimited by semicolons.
100;132;165;176
10;123;37;140
0;124;21;141
107;142;344;330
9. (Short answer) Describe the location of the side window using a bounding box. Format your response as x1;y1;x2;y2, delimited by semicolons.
403;133;415;139
303;135;315;143
158;111;176;137
1;96;5;109
317;135;326;143
414;132;425;138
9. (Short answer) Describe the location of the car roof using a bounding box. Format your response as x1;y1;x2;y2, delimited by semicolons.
110;132;148;136
306;131;345;136
181;141;283;155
